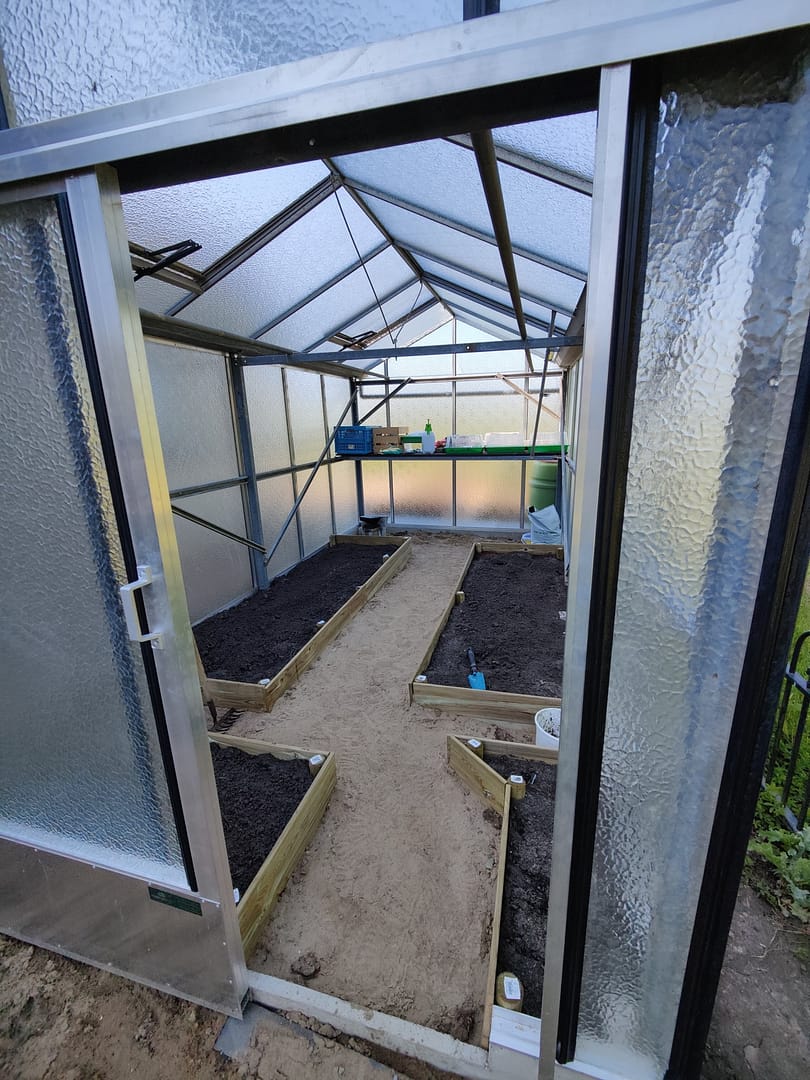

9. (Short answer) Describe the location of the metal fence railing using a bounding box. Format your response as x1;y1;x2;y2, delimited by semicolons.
766;630;810;830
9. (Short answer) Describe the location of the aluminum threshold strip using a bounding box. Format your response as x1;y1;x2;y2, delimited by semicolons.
167;175;340;316
247;971;491;1080
346;178;587;282
0;3;805;192
406;242;575;318
251;239;390;338
423;271;555;333
170;504;267;553
446;134;594;196
279;335;579;365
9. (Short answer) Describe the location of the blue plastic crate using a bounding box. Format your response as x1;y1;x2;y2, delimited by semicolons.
335;425;373;454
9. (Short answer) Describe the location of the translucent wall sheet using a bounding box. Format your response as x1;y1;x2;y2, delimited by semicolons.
245;366;290;473
136;276;188;315
493;112;598;183
331;461;360;534
393;460;452;526
146;341;237;490
258;474;301;579
361;461;392;518
299;468;334;556
285;368;326;464
323;374;352;433
578;34;810;1077
174;489;253;622
1;1;460;125
456;461;522;528
0;198;183;883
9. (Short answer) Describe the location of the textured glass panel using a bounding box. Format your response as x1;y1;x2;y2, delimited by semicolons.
181;190;383;339
393;460;451;526
493;112;598;182
454;309;519;343
438;289;522;339
360;461;391;518
323;374;352;432
338;140;590;272
331;461;359;534
135;276;189;314
258;474;301;579
174;489;253;622
286;368;326;464
416;255;554;328
1;1;460;125
456;460;522;528
457;383;526;436
398;304;452;349
146;341;238;489
299;468;333;556
0;198;183;882
389;393;452;441
123;162;328;271
245;366;290;473
578;35;810;1077
335;281;430;346
263;248;415;350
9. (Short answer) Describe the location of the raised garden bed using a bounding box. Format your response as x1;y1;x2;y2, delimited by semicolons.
197;534;411;712
411;543;564;724
446;735;557;1048
209;731;337;958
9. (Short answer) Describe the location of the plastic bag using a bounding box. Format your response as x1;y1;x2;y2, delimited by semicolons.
527;503;561;545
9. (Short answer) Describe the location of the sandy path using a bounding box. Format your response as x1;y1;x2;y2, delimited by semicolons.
233;534;524;1042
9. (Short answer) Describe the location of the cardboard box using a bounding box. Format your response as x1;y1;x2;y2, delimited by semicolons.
372;426;408;454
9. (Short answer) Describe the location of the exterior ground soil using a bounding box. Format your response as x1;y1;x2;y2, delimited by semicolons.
487;754;556;1018
195;543;396;684
423;550;566;695
210;745;313;896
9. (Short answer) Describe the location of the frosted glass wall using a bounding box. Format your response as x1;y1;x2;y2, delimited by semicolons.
577;33;810;1077
173;490;254;622
0;1;460;126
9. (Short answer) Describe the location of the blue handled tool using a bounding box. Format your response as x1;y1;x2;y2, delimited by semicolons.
467;648;486;690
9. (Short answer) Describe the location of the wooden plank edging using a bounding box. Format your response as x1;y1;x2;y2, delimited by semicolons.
482;784;511;1050
208;732;336;958
206;536;411;712
446;735;507;814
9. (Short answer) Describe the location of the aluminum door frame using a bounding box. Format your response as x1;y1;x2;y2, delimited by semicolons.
0;169;247;1015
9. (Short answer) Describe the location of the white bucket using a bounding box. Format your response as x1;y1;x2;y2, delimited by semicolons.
535;707;561;749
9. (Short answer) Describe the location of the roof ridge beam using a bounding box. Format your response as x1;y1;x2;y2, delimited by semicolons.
346;178;587;282
167;174;339;316
445;134;593;196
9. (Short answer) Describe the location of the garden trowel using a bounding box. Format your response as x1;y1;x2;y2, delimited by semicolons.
467;648;487;690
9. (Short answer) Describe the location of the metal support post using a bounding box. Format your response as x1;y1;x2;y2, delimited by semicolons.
227;354;268;588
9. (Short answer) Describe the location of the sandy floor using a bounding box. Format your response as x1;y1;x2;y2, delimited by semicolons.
236;533;517;1042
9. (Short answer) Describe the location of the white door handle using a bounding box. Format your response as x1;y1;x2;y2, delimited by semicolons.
120;565;162;647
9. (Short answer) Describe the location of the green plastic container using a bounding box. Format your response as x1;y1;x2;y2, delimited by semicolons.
528;460;558;511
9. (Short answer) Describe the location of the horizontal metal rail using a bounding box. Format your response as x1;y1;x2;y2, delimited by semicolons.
277;335;580;367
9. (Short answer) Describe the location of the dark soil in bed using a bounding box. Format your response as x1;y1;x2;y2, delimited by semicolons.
423;552;566;695
488;753;557;1018
195;543;397;684
210;744;313;896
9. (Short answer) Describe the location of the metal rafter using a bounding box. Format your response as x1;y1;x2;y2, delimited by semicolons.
325;158;448;315
423;272;555;333
445;134;593;196
406;243;574;317
343;177;587;282
302;279;420;353
166;174;340;316
251;239;390;339
469;129;534;371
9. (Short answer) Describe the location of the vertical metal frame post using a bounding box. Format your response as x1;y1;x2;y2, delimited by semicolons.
62;167;247;1008
227;353;268;589
540;63;633;1079
320;375;338;535
281;367;306;560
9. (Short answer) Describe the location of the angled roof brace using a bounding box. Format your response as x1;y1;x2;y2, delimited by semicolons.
166;174;341;316
445;134;593;196
345;178;587;282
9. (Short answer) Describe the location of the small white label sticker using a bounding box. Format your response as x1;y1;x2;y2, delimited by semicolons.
509;774;524;785
504;976;521;1001
468;739;482;749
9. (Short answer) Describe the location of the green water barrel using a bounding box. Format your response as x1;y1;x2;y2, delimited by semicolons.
527;460;558;511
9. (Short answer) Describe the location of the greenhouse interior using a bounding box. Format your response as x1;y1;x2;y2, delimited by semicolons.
2;5;810;1080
